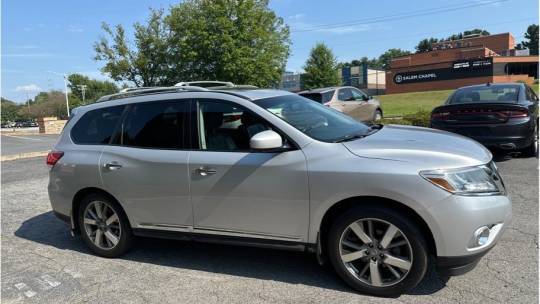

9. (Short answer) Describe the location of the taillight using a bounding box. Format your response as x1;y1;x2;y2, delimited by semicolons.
46;151;64;166
431;112;450;120
502;109;529;118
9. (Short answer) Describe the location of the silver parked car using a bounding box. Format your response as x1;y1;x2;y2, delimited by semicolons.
299;86;383;122
48;87;511;296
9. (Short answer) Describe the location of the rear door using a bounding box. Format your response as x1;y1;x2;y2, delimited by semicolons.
100;99;193;231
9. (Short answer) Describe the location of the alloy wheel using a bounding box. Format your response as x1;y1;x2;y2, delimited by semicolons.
339;218;413;287
83;201;121;250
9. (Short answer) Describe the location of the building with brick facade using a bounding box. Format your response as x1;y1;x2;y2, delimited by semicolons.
386;33;538;94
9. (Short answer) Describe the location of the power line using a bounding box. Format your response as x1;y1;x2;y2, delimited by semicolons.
291;0;511;33
292;17;535;52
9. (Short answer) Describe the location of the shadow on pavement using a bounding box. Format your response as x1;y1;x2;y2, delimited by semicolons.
490;149;538;163
15;211;449;296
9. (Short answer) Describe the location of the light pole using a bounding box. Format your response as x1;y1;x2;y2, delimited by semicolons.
47;71;71;117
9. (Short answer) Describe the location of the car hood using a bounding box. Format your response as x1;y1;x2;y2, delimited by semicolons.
342;125;492;169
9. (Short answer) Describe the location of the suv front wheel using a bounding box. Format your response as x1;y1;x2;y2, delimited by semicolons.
327;206;428;296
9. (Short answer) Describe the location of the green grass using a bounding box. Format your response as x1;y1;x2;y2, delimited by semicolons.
377;83;539;117
377;90;452;117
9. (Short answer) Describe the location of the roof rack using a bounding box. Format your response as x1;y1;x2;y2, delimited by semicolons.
174;81;234;87
96;86;208;102
209;85;258;90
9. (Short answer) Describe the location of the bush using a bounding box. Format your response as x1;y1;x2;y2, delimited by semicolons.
378;110;431;127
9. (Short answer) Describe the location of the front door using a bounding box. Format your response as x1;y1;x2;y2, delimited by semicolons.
349;88;374;121
100;99;192;231
188;99;310;242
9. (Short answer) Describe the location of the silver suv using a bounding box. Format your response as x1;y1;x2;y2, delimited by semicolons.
48;87;511;296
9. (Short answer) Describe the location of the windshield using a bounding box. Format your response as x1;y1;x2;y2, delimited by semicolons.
299;90;334;104
448;85;520;104
254;94;371;143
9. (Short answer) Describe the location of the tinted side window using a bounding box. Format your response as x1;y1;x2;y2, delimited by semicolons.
71;105;125;144
338;88;353;101
299;93;324;103
528;86;539;101
322;90;335;103
118;100;187;149
195;99;274;151
351;88;366;100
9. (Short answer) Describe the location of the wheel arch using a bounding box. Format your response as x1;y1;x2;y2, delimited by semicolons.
71;187;128;234
317;196;437;260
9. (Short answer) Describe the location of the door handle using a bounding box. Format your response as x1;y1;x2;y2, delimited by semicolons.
195;167;217;176
103;162;122;170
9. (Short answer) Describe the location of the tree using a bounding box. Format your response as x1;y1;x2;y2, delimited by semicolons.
520;24;539;55
1;98;23;122
94;9;170;87
302;43;340;89
377;48;411;70
165;0;290;87
20;91;79;119
337;56;380;70
439;29;490;42
67;73;119;104
463;29;490;37
94;1;291;88
415;38;439;53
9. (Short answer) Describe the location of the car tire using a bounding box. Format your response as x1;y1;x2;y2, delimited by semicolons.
373;109;383;121
522;122;538;158
78;193;133;258
327;206;428;297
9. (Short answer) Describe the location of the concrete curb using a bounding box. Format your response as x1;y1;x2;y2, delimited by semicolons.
1;151;49;162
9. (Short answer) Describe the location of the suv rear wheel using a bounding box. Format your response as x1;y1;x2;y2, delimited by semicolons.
78;193;133;258
327;206;428;296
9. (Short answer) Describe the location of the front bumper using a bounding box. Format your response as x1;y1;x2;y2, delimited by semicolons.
427;193;511;257
436;249;492;276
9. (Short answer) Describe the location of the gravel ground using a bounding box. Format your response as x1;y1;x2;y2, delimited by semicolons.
1;155;538;304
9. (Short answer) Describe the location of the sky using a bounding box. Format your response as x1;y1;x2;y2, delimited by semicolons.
1;0;538;103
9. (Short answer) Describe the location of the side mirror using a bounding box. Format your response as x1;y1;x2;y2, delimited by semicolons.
361;95;370;101
250;130;283;150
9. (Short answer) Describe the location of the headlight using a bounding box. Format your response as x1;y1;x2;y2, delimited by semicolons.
420;163;505;195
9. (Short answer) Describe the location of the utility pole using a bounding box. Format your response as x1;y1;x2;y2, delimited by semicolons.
63;74;70;117
25;92;31;116
46;71;70;117
77;84;87;104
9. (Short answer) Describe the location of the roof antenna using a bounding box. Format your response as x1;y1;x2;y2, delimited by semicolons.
486;82;491;86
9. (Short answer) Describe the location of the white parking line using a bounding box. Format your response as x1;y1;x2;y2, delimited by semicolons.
14;283;26;290
13;282;37;298
2;134;43;141
40;274;61;287
63;268;83;278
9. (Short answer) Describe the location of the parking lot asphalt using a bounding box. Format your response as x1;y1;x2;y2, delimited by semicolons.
1;155;538;304
1;133;59;156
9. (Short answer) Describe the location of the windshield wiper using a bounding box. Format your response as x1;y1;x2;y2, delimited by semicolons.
333;134;366;143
